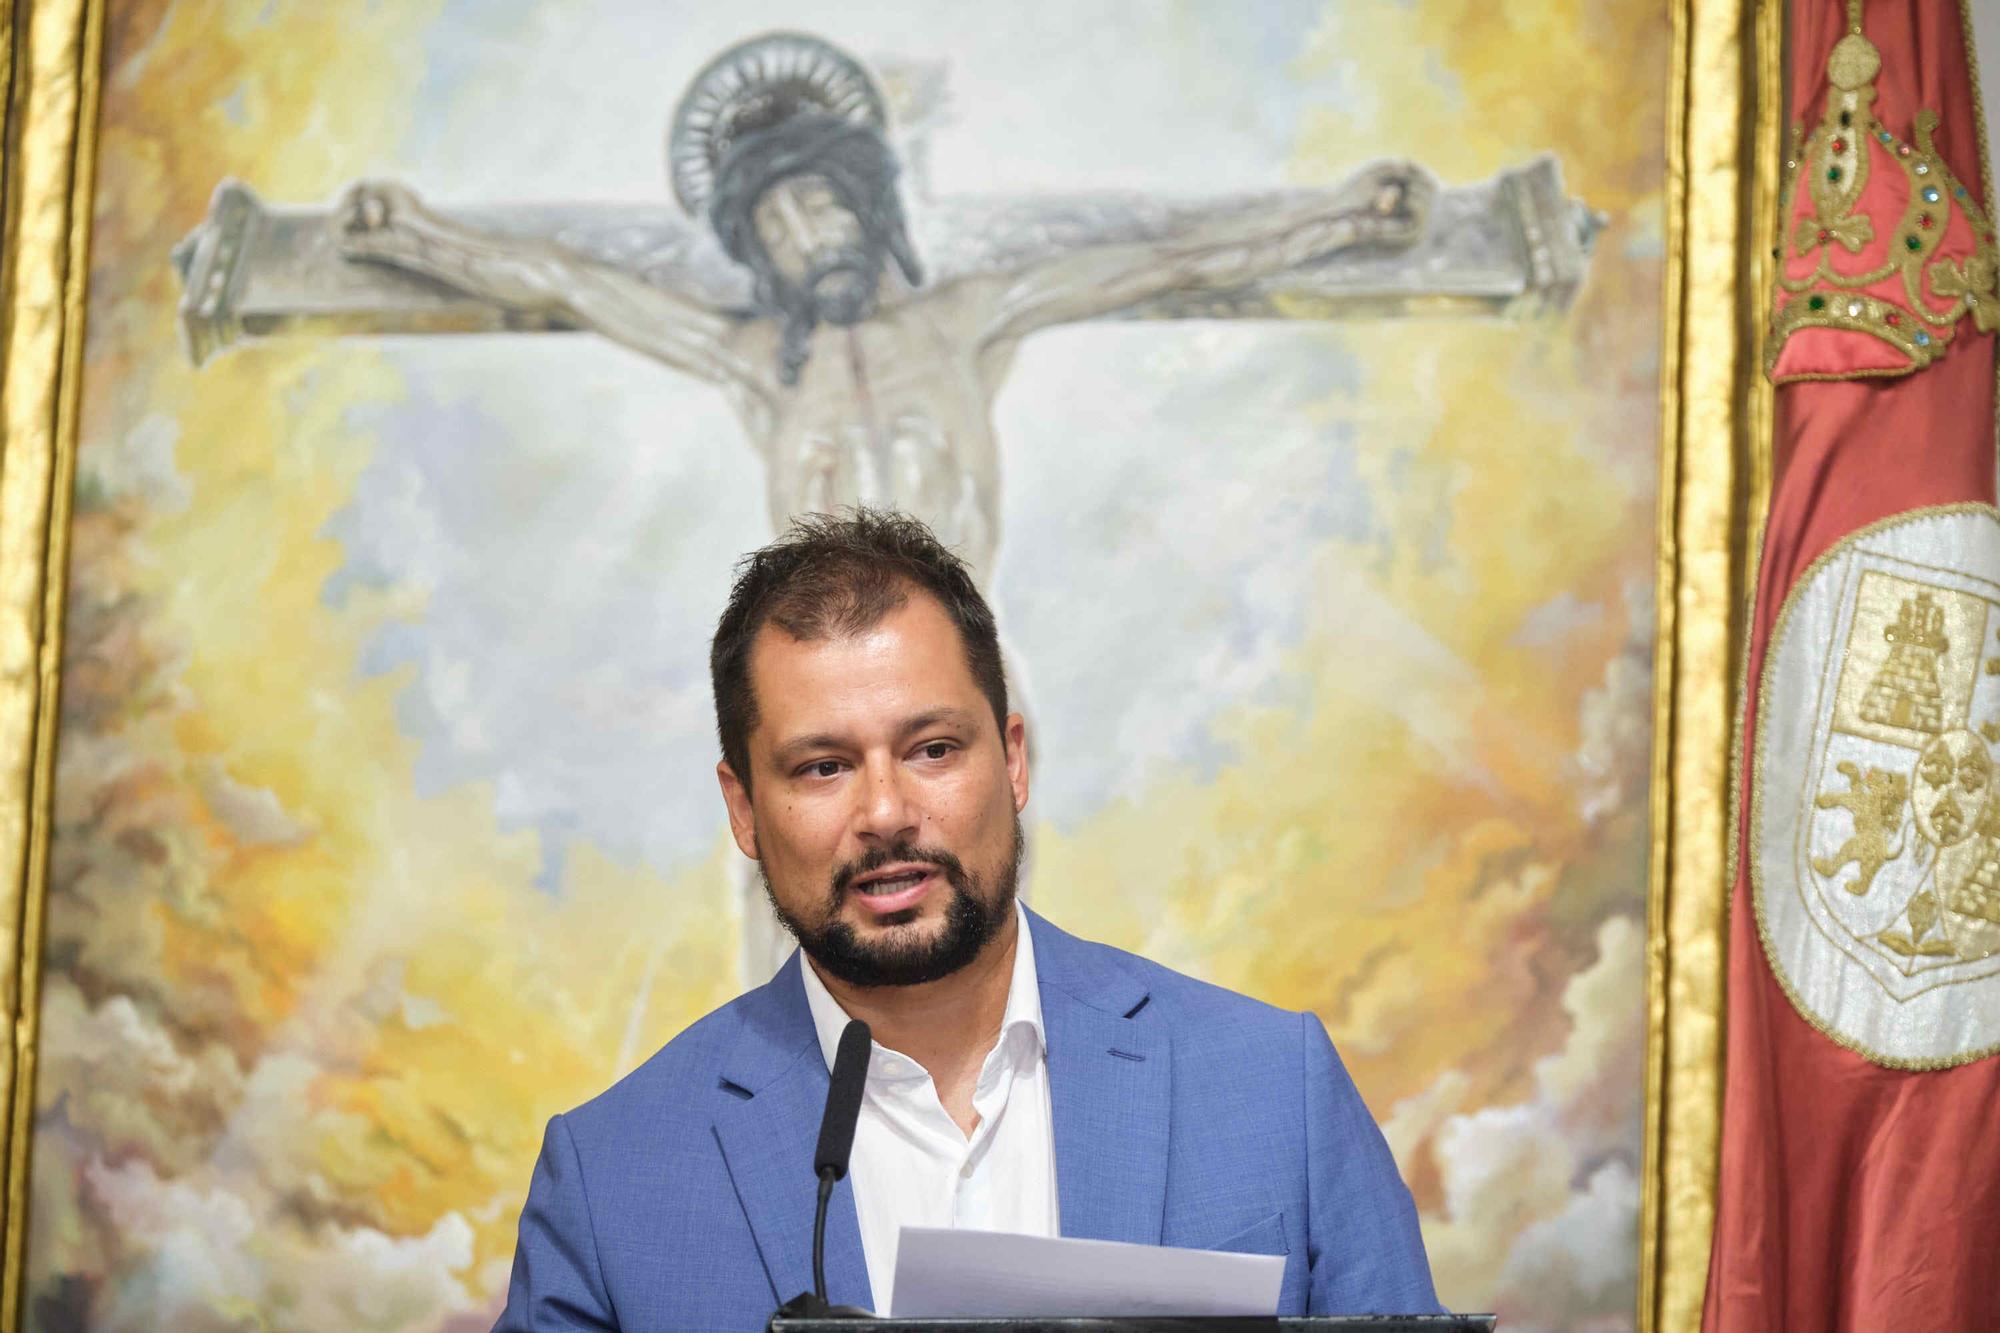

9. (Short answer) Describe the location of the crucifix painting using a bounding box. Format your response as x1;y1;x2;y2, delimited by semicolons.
177;31;1594;587
22;6;1669;1327
173;30;1597;977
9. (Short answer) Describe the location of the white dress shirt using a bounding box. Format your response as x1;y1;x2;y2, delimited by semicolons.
801;899;1060;1315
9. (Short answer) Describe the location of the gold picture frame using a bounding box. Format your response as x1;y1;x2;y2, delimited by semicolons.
2;1;105;1326
0;1;1778;1327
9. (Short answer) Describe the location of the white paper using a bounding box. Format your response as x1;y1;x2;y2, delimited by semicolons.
888;1226;1285;1318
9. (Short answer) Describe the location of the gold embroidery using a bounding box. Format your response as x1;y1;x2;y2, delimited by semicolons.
1810;573;2000;971
1826;27;1880;93
1767;26;2000;378
1811;761;1910;895
1769;296;1947;370
1775;119;1898;291
1910;730;1990;847
1793;209;1871;256
1793;35;1878;256
1860;591;1951;731
1940;835;2000;953
1832;572;1984;747
1931;252;2000;332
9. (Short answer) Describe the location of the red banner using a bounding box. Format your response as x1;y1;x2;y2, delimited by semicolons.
1703;3;2000;1329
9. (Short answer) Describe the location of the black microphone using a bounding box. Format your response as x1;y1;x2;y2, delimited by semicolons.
776;1018;873;1321
813;1019;872;1296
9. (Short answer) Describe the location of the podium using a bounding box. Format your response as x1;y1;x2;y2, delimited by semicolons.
773;1318;1495;1331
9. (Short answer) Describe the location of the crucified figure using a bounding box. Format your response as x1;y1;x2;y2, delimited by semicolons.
331;162;1428;583
172;32;1598;980
174;33;1597;584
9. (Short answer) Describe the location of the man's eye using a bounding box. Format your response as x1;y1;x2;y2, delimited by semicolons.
804;760;842;779
920;742;954;760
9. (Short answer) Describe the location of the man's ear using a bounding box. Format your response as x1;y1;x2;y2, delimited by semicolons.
717;760;760;860
1004;712;1030;813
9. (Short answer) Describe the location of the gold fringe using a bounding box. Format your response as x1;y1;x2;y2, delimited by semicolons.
1641;0;1779;1329
0;0;103;1323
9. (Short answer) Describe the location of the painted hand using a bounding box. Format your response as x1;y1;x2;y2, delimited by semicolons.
336;180;428;260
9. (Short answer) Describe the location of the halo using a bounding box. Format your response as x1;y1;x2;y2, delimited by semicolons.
669;32;889;216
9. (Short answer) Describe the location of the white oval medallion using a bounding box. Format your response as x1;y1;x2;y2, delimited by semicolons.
1755;504;2000;1067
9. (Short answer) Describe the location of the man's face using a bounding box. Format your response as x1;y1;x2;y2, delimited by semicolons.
750;174;879;326
717;592;1028;987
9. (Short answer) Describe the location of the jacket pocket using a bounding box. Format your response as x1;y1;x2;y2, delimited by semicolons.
1197;1209;1289;1258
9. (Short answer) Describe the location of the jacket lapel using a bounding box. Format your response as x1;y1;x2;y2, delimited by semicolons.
1029;909;1173;1247
712;954;874;1312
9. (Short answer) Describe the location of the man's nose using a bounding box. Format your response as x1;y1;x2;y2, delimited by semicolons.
854;754;919;844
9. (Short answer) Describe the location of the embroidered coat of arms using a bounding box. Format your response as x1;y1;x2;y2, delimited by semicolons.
1756;506;2000;1067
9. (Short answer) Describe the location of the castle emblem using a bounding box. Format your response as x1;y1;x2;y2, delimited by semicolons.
1858;591;1949;732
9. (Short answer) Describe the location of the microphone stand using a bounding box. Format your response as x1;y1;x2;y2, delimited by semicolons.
775;1170;871;1317
776;1019;874;1318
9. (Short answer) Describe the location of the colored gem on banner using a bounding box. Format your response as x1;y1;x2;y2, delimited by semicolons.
1768;27;2000;381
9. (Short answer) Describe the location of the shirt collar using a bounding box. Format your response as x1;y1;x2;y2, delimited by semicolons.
801;897;1046;1077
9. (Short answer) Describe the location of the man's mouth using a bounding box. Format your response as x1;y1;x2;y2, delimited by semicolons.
855;868;927;892
847;864;937;916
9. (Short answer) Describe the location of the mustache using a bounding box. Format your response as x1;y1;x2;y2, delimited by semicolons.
830;842;968;898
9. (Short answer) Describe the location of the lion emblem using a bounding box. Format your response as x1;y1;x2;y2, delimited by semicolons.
1811;760;1910;896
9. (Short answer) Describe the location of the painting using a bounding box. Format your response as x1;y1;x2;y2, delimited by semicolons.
18;2;1669;1328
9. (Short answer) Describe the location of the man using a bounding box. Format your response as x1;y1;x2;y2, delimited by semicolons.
497;510;1439;1328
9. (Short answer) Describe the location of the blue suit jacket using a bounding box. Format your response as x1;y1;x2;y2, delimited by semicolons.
497;908;1439;1329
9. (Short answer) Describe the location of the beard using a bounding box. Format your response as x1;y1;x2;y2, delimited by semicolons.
801;249;880;326
761;244;883;385
763;817;1023;988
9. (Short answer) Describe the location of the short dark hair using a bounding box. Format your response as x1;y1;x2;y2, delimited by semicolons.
710;509;1008;791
